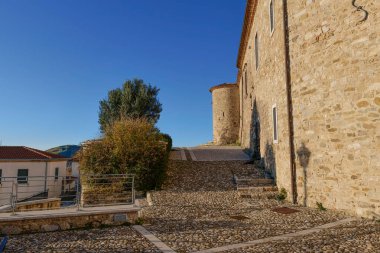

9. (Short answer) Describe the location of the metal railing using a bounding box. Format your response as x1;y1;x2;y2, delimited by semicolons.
0;174;135;214
80;174;135;207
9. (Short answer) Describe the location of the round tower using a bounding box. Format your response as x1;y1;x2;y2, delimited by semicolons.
210;83;239;145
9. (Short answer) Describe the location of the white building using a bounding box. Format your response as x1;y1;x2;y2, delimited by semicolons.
0;146;69;206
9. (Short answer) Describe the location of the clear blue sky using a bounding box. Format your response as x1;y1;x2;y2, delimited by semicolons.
0;0;245;150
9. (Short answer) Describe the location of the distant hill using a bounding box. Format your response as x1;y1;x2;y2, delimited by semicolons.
46;145;81;158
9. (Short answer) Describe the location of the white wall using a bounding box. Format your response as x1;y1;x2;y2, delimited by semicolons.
0;160;67;206
66;160;80;178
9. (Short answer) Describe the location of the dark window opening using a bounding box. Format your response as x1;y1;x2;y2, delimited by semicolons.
255;34;259;70
17;169;28;184
244;70;248;95
55;167;59;180
270;0;274;33
273;106;278;142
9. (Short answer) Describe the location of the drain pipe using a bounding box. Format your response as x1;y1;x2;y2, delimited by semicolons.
282;0;297;204
44;161;48;193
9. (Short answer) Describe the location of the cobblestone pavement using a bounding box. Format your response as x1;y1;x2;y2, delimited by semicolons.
5;160;379;253
170;146;250;162
5;226;161;253
161;160;263;192
189;146;250;161
170;149;183;160
224;220;380;253
141;160;358;253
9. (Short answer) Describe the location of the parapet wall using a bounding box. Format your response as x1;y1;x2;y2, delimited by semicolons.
210;83;239;145
0;207;140;235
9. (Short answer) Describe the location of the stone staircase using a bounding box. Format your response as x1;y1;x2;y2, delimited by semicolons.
233;173;278;199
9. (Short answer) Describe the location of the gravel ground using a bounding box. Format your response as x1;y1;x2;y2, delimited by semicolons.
5;226;160;253
141;160;349;253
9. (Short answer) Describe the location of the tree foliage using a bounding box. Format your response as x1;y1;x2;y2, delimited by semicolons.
79;118;168;191
159;133;173;152
98;79;162;132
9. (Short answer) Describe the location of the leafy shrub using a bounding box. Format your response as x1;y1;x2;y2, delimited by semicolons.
159;133;173;152
276;188;287;201
79;118;168;191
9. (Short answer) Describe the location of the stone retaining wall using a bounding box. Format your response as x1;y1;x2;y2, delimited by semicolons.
0;209;139;235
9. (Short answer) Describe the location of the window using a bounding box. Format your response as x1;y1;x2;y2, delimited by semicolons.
269;0;275;33
17;169;28;184
272;105;278;143
244;70;248;96
55;167;59;180
255;33;259;70
240;77;244;102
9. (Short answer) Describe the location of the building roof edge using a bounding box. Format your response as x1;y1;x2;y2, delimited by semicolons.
209;83;237;92
236;0;257;70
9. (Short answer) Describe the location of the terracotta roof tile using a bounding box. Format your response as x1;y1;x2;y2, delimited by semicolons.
0;146;67;160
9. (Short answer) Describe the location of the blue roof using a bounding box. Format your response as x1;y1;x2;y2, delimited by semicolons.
46;145;80;158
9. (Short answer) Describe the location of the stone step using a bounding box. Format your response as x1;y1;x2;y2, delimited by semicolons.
238;189;278;200
237;185;278;192
234;175;275;190
237;178;274;185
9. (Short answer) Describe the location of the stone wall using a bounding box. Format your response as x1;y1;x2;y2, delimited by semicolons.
238;0;292;189
237;0;379;218
210;84;240;145
0;210;139;235
287;0;380;218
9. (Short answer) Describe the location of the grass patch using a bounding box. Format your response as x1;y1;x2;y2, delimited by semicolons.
316;202;327;211
275;188;287;201
134;217;144;225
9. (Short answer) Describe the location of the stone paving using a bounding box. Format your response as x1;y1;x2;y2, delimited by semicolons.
5;226;161;253
188;146;250;161
169;146;250;162
161;160;261;192
223;219;380;253
4;158;380;253
169;149;183;160
140;160;358;253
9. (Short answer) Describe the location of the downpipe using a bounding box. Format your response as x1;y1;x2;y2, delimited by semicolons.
282;0;297;204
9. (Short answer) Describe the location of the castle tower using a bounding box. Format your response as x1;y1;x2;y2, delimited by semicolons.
210;83;239;145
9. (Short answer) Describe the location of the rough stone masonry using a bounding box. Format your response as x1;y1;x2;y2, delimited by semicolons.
211;0;379;218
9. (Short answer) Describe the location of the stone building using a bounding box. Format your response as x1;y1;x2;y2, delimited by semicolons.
210;83;240;145
211;0;379;218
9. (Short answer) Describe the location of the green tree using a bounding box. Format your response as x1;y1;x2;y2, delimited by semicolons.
99;79;162;132
79;118;168;191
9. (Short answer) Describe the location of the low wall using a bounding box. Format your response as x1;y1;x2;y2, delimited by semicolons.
16;198;61;212
0;207;140;235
